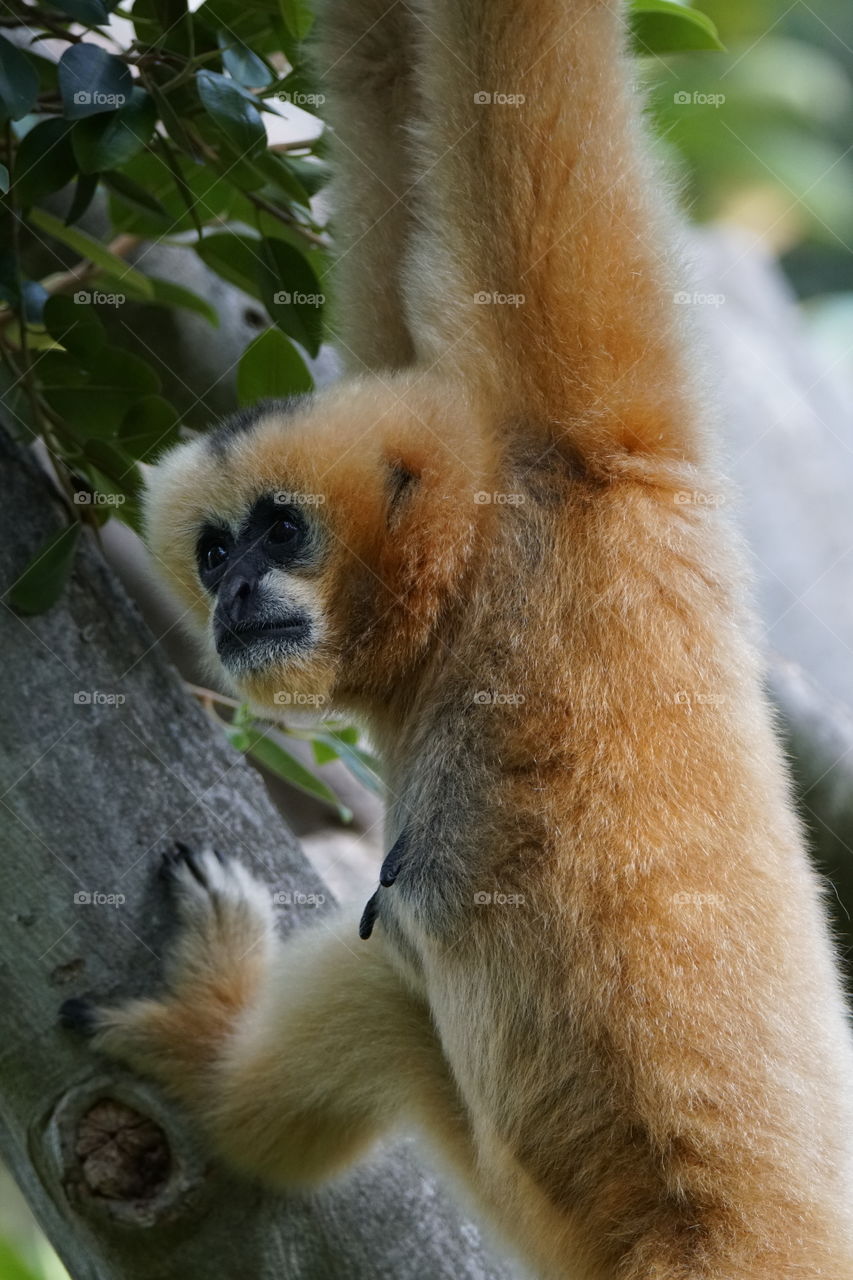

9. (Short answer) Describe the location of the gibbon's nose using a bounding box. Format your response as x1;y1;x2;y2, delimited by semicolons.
219;573;257;626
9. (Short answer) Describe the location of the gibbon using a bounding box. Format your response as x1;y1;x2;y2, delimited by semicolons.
62;1;853;1276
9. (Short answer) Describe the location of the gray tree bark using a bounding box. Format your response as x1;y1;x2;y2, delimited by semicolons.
0;428;516;1279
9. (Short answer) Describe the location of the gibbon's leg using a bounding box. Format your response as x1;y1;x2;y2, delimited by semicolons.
62;846;475;1188
315;0;418;372
404;0;700;465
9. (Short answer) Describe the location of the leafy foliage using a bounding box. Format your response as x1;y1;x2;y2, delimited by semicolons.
196;689;383;820
639;0;853;288
0;0;329;596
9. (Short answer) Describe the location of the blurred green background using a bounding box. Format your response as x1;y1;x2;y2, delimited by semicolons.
2;0;852;1275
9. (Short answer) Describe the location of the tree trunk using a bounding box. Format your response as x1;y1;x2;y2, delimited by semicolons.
0;428;516;1279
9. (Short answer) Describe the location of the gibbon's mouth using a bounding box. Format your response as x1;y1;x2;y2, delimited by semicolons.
214;615;311;667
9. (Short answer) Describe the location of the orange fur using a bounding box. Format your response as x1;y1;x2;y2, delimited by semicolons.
89;2;853;1277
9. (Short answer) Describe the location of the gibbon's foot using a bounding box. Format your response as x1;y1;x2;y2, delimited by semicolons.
57;844;277;1092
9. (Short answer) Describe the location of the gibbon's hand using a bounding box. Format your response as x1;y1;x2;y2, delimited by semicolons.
60;844;278;1095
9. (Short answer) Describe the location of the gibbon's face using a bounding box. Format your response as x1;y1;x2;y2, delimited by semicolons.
142;378;487;712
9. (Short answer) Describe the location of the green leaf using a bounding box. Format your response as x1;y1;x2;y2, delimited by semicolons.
132;0;197;55
78;345;160;391
630;0;724;54
197;0;289;55
0;35;39;121
43;292;106;359
0;1237;45;1280
233;701;254;730
65;171;99;225
259;237;324;357
234;726;352;821
199;130;267;190
119;395;179;460
83;438;144;527
217;31;272;88
196;69;266;158
317;730;384;796
329;724;358;744
236;327;313;404
252;149;312;210
101;169;169;217
50;0;110;25
0;361;38;441
106;146;235;236
311;737;339;765
36;349;88;390
59;44;133;120
41;345;161;438
284;153;331;198
8;523;80;615
72;87;156;172
29;208;155;299
153;136;202;233
13;118;77;206
30;47;59;98
147;79;201;159
278;0;314;41
196;232;265;298
146;275;219;325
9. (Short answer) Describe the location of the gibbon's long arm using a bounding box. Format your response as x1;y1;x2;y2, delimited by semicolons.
75;848;479;1191
316;0;419;372
405;0;699;462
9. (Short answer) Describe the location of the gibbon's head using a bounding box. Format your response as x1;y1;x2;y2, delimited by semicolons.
143;376;489;712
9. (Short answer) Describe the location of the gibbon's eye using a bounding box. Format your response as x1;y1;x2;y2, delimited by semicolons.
196;528;232;587
267;516;300;545
204;542;229;570
264;507;306;557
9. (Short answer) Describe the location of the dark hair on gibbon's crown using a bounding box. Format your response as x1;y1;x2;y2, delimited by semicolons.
208;398;308;456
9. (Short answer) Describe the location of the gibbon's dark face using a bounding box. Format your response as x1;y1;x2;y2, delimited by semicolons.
195;494;322;676
142;381;488;711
